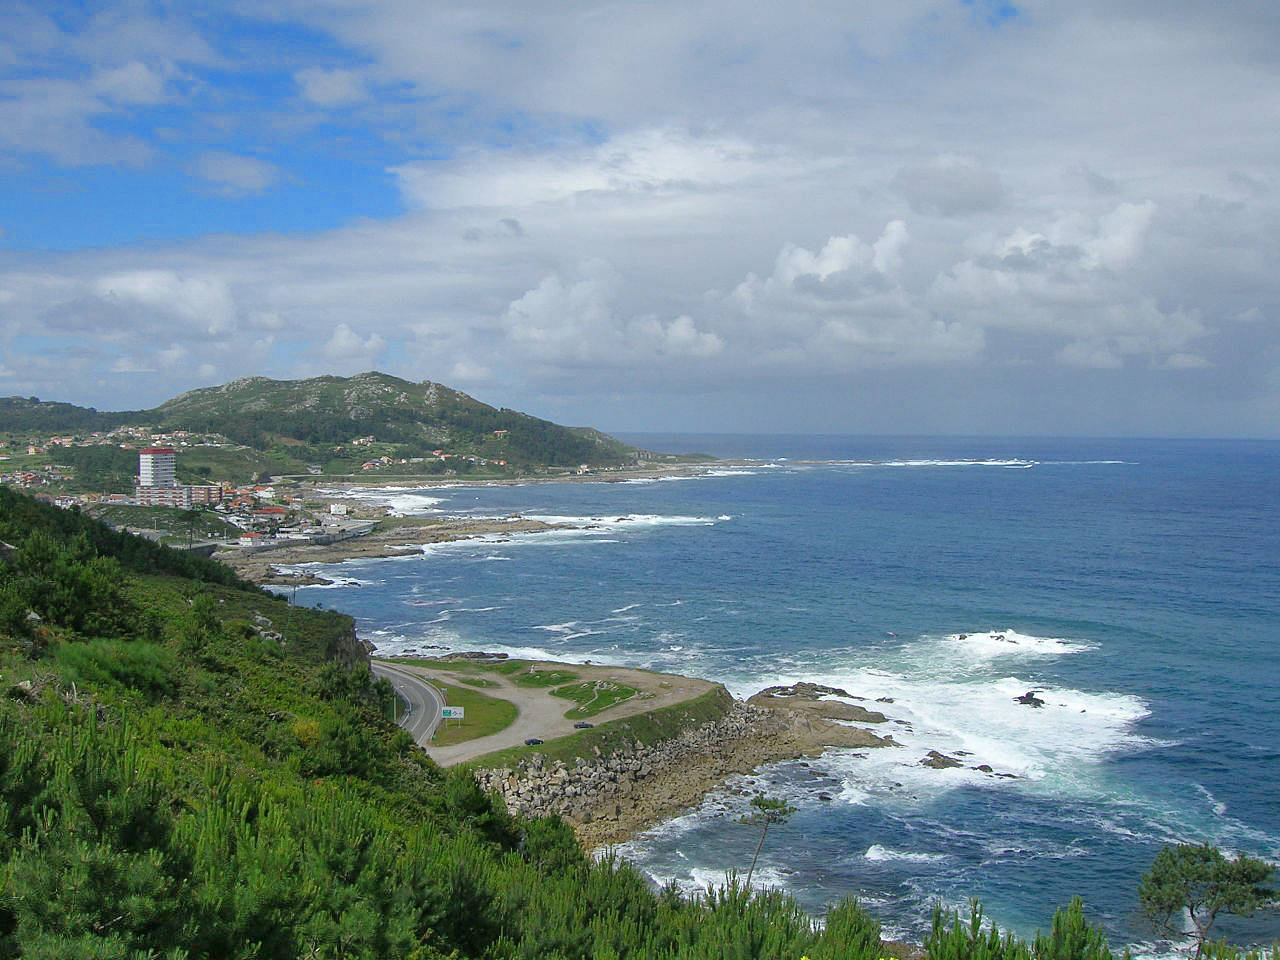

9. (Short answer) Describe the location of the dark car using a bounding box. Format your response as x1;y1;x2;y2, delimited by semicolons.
524;737;543;746
573;721;594;729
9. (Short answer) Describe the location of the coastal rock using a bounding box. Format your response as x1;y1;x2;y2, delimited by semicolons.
1014;690;1046;707
748;683;888;724
754;681;853;699
921;750;965;770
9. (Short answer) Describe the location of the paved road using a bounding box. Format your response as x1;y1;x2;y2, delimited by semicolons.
372;661;445;746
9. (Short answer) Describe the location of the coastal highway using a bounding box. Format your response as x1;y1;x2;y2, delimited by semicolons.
371;661;445;746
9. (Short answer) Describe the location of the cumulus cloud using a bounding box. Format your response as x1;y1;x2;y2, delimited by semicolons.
720;221;982;367
322;322;386;367
192;151;280;196
502;263;723;368
930;202;1208;368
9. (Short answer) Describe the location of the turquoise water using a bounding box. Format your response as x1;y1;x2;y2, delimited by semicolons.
285;437;1280;949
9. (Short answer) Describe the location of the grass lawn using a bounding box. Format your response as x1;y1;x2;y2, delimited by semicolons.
454;675;496;688
551;680;638;718
465;686;733;770
430;682;517;746
511;667;580;688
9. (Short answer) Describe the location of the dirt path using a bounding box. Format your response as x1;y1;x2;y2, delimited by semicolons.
384;659;715;766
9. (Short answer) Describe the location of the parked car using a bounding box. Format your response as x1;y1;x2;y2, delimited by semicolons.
524;737;544;745
573;721;594;729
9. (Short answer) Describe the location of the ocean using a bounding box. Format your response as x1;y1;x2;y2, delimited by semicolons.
283;436;1280;951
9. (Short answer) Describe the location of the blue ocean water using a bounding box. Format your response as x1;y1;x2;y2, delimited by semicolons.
286;436;1280;949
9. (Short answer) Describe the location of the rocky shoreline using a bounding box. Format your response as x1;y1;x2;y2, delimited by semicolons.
477;691;897;849
223;516;571;584
474;678;1028;850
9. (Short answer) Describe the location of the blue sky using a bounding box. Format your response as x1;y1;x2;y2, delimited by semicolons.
2;1;1279;436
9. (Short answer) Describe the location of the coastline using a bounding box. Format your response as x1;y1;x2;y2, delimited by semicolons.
221;515;574;584
221;461;760;584
293;458;757;490
467;678;1027;851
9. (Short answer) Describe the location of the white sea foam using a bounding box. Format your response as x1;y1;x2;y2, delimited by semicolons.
730;651;1151;800
527;513;723;533
940;629;1096;660
876;458;1037;469
703;469;758;477
314;485;449;516
864;844;948;864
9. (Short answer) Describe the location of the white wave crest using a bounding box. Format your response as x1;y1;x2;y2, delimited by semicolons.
864;844;947;864
943;629;1096;660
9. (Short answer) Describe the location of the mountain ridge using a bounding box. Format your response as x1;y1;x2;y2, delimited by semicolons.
2;371;648;470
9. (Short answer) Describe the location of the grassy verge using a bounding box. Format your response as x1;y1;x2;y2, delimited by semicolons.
454;675;497;687
551;680;637;718
430;682;518;746
465;685;734;770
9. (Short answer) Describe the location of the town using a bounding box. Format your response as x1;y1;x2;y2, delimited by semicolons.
0;425;387;552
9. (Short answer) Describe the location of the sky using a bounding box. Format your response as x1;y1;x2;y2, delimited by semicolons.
2;1;1279;437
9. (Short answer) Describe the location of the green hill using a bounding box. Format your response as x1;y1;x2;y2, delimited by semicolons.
0;396;138;434
2;372;660;474
152;372;642;468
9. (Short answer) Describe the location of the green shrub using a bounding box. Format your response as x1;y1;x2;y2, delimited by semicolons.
54;639;178;700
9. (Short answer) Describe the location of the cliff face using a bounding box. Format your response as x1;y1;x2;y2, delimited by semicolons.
330;621;373;667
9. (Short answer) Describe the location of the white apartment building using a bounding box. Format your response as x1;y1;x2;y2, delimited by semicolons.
138;447;177;487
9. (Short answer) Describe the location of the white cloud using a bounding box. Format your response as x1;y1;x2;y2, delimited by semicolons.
929;202;1205;368
93;270;238;334
449;359;492;382
92;61;168;105
502;263;724;367
322;322;386;365
193;151;280;196
110;355;156;373
295;66;366;106
392;128;798;210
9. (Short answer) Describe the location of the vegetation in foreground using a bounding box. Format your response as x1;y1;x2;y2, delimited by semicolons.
1;489;1277;959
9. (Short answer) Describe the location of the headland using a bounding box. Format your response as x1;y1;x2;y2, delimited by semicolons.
384;655;1026;851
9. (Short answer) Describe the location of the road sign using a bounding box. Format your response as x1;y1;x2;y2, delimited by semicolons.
441;707;465;719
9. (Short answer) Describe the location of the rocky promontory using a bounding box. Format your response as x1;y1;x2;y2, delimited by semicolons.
476;698;896;849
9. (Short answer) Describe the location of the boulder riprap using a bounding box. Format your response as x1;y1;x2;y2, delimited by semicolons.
477;700;895;849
